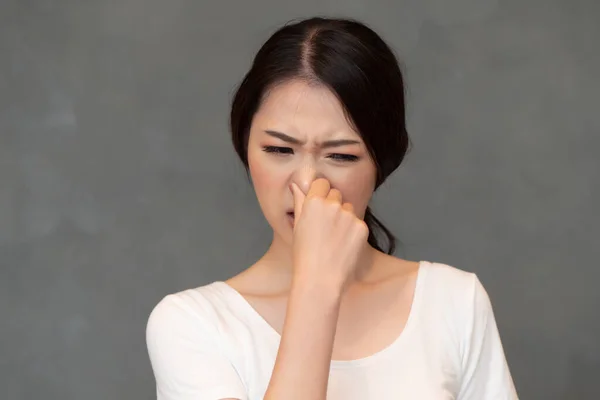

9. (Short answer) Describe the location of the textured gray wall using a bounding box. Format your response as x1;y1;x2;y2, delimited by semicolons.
2;1;599;399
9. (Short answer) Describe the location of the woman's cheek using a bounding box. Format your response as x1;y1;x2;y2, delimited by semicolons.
249;157;288;220
330;168;375;218
250;159;286;190
248;147;271;184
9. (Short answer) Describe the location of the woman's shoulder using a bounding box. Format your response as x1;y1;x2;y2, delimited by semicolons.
418;260;490;314
146;281;232;336
420;260;478;287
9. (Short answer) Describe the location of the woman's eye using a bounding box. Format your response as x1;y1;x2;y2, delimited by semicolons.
328;153;359;162
262;146;358;162
262;146;293;155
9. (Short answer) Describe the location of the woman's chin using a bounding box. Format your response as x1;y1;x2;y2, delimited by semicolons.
271;221;294;246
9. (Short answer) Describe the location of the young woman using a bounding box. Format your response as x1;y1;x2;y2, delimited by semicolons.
146;17;518;400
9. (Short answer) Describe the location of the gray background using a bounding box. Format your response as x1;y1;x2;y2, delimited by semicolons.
1;0;598;399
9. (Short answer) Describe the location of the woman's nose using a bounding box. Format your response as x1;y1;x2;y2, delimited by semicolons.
291;160;322;194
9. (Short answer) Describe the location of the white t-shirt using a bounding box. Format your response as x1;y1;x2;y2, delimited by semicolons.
146;261;518;399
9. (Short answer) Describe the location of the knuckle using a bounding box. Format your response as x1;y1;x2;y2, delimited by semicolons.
326;201;341;213
308;197;327;211
356;220;369;235
340;206;353;217
306;195;321;205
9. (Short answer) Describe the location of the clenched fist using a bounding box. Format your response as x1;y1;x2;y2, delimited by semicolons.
290;178;370;291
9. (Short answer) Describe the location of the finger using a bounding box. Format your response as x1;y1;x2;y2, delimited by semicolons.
341;202;355;215
290;182;305;225
307;178;330;199
326;188;342;204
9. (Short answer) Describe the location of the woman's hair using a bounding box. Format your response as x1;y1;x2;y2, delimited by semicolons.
229;17;411;255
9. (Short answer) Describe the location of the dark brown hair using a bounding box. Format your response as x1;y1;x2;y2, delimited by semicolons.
230;17;411;255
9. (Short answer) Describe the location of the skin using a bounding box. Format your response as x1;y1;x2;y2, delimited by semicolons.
248;79;376;249
232;78;418;289
224;79;420;399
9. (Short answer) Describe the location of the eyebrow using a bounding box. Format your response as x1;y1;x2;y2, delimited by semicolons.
264;130;361;148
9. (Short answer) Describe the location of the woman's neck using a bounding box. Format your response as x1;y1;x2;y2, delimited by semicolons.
255;232;380;291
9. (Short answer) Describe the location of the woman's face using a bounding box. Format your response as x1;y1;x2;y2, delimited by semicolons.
247;79;377;244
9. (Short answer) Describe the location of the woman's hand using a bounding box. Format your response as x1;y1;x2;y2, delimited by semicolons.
290;178;370;292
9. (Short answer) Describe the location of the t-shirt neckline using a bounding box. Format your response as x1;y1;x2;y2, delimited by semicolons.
214;260;429;369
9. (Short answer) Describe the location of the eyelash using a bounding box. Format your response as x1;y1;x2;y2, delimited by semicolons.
262;146;359;162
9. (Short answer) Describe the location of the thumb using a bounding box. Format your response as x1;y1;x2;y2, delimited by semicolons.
290;182;305;225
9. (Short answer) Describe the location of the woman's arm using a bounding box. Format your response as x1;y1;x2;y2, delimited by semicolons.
457;275;518;399
261;179;369;400
263;278;343;400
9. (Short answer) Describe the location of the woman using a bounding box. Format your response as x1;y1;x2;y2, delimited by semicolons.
146;17;518;400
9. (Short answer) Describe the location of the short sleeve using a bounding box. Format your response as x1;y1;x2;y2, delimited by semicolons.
457;275;519;400
146;294;248;400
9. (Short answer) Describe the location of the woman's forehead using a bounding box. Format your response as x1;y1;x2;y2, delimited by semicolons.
253;80;360;141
